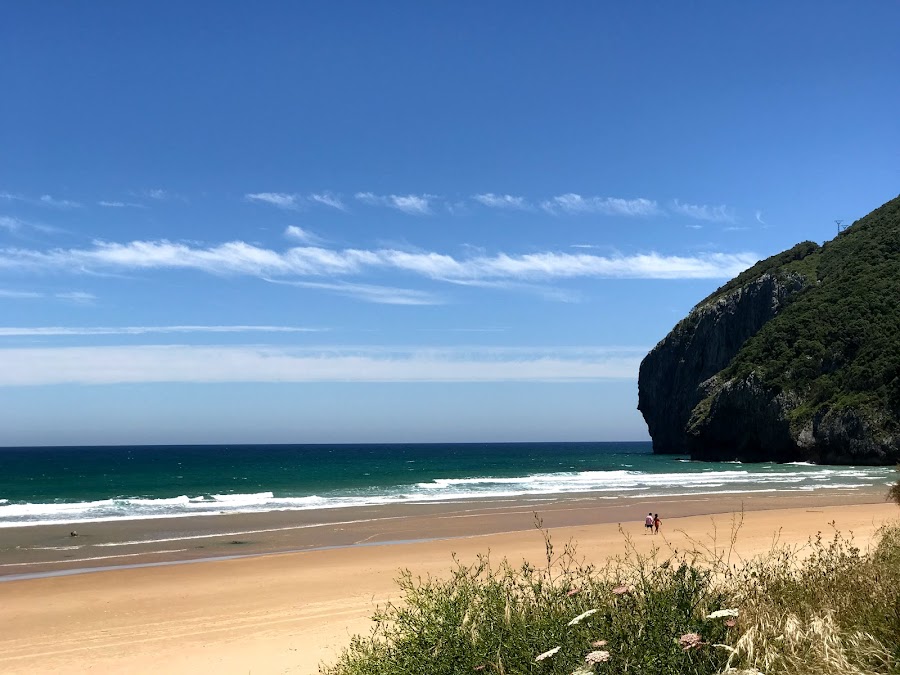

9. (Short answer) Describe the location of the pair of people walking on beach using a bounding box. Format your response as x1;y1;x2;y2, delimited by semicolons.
644;512;661;534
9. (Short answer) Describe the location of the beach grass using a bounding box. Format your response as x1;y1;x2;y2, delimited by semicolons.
321;514;900;675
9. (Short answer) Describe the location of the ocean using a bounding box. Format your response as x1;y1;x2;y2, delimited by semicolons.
0;442;893;528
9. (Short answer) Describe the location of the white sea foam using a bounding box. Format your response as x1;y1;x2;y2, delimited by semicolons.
0;464;890;528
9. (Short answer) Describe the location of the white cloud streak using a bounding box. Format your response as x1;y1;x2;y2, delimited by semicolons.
0;289;43;299
355;192;434;215
0;239;758;281
473;193;531;210
283;225;322;244
1;192;81;209
755;210;766;225
247;192;347;211
540;194;660;216
98;201;146;208
0;215;60;235
245;192;301;210
272;279;442;305
671;200;736;223
40;195;81;208
0;345;643;386
0;288;96;301
309;192;346;210
0;325;323;337
54;291;96;304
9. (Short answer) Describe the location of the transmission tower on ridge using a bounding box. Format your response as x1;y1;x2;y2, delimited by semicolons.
835;219;844;234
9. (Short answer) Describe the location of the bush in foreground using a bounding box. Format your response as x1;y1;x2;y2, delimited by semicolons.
321;518;900;675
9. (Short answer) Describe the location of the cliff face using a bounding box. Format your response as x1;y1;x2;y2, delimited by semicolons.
638;272;807;454
638;194;900;464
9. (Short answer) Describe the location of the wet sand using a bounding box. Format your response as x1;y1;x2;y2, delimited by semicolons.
0;490;895;674
0;487;887;578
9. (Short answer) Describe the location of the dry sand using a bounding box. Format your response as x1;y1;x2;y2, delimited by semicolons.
0;496;896;675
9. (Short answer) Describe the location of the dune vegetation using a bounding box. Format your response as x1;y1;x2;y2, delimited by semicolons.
322;514;900;675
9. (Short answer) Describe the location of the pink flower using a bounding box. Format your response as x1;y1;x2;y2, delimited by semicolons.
585;650;611;664
679;633;704;650
567;587;581;596
611;584;631;595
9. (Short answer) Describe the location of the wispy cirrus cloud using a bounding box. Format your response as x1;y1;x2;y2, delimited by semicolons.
442;277;583;303
309;192;346;211
0;325;323;337
269;279;442;305
0;344;645;386
53;291;97;304
540;194;660;217
283;225;324;245
246;192;346;211
246;192;302;210
354;192;434;215
0;215;60;236
142;189;169;200
0;238;757;282
670;199;736;223
0;289;43;299
1;192;81;209
98;200;146;208
39;194;82;209
0;288;96;302
473;193;531;210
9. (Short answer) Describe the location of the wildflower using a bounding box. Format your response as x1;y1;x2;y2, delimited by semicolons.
567;608;598;626
567;587;581;596
611;584;631;595
679;633;704;650
706;608;739;619
535;646;561;661
725;618;737;627
585;650;611;664
591;639;607;647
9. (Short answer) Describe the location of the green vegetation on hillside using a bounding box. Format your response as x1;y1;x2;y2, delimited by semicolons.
322;519;900;675
695;240;820;310
701;195;900;435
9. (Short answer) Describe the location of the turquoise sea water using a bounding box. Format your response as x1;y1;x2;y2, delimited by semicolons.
0;443;892;527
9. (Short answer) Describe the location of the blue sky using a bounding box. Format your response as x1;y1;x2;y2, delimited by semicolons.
1;2;897;445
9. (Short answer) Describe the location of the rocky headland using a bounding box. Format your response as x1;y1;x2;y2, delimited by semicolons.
638;194;900;464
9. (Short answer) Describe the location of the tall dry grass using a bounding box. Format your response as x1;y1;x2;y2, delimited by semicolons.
321;514;900;675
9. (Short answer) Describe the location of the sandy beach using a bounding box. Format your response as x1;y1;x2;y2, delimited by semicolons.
1;491;895;674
